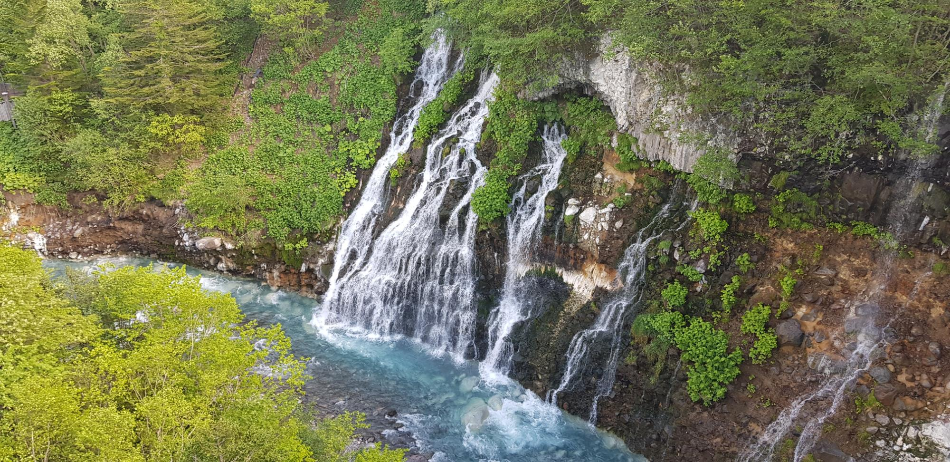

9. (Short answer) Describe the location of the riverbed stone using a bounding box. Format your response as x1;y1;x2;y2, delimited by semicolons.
487;394;504;411
195;236;223;251
930;341;942;358
811;439;851;462
875;384;900;406
459;376;480;394
460;398;490;431
870;366;892;384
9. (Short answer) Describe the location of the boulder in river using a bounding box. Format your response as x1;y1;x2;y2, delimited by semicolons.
459;376;479;394
460;398;490;431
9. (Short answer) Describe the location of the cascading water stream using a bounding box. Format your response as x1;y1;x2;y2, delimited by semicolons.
315;70;500;360
549;189;689;423
738;82;949;462
482;124;569;379
322;32;459;310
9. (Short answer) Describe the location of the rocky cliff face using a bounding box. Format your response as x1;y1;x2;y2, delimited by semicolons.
528;35;739;172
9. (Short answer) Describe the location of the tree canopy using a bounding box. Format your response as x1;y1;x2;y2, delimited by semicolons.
0;244;405;461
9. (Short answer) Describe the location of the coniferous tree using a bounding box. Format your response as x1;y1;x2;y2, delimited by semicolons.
102;0;228;116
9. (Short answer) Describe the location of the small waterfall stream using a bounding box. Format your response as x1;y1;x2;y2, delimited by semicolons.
549;190;688;422
316;70;499;360
482;124;569;379
738;83;949;462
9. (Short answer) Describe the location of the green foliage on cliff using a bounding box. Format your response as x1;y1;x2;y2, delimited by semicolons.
741;303;777;364
471;87;542;222
415;59;481;146
661;280;687;307
769;189;820;230
690;209;728;245
635;311;743;405
0;244;405;461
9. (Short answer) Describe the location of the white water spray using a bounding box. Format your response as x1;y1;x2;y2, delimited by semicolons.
482;125;569;379
322;32;459;307
316;70;500;360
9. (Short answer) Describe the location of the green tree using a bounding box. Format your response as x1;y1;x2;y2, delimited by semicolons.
250;0;328;44
102;0;228;116
0;244;407;461
431;0;589;85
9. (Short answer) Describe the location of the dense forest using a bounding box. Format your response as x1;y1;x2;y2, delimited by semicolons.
1;0;947;245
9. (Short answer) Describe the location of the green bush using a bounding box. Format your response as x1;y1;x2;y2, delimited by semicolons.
662;281;688;307
414;62;479;146
732;193;756;214
735;253;754;273
690;209;729;245
678;265;703;282
769;189;819;230
471;88;540;222
721;275;742;313
779;274;797;300
687;149;739;205
741;303;777;364
638;311;743;405
0;244;405;461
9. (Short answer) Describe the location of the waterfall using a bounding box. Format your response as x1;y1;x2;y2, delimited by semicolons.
322;32;459;308
738;83;949;462
482;124;570;379
316;70;500;360
549;190;688;423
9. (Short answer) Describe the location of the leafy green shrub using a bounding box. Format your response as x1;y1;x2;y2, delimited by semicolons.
0;124;44;192
735;253;754;273
561;137;582;163
612;195;631;209
662;281;688;307
389;153;410;186
690;209;729;245
0;244;409;461
678;265;703;282
769;189;819;230
721;275;742;313
779;274;798;300
732;193;756;214
615;133;643;171
741;304;777;364
654;160;676;173
471;172;512;223
828;222;847;233
687;174;728;205
561;95;617;156
850;221;898;248
638;311;743;404
414;64;478;146
687;149;739;205
934;262;950;276
850;221;880;238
